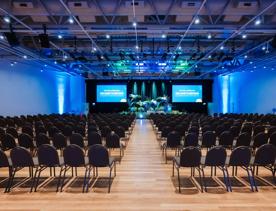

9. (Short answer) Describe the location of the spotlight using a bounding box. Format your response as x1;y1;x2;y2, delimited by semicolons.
4;16;10;23
135;45;139;49
244;55;248;59
178;46;182;50
255;19;261;25
106;34;110;39
194;17;200;24
91;47;97;52
10;62;14;67
68;17;74;24
220;46;224;50
63;55;68;60
23;55;27;59
100;55;104;60
263;66;266;69
44;64;47;67
40;69;43;72
208;55;212;59
253;66;256;69
0;35;4;40
132;22;137;27
58;34;63;39
54;61;57;64
249;61;253;64
262;46;266;51
161;34;166;38
207;34;212;39
242;34;247;39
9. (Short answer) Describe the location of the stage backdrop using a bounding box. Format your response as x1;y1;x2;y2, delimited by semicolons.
86;79;213;113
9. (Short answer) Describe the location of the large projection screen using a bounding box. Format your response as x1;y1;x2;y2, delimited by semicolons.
172;85;203;103
96;84;127;103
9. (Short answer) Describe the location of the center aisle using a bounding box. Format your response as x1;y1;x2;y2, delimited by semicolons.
117;119;173;194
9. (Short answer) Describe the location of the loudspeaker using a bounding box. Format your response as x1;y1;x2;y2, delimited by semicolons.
4;32;19;47
38;33;50;48
102;71;109;76
271;35;276;49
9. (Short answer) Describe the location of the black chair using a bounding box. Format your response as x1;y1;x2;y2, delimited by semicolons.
162;131;181;163
22;126;33;137
235;132;251;147
230;126;240;138
63;125;73;137
227;146;257;192
201;131;216;150
36;133;50;147
270;132;276;147
70;133;85;148
18;133;35;152
101;126;112;139
201;146;230;192
1;133;16;151
252;132;269;149
0;149;12;192
88;131;102;147
6;147;38;192
106;132;124;162
0;127;5;142
85;144;116;193
252;144;276;186
59;145;88;192
6;127;18;138
172;147;204;193
184;133;198;147
253;125;265;136
219;131;234;149
48;126;60;138
34;144;65;192
268;126;276;136
52;133;67;152
75;125;86;137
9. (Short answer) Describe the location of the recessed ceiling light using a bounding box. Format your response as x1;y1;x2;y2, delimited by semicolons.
255;19;261;25
249;61;253;64
263;66;266;69
23;55;27;59
106;34;110;39
44;64;47;67
63;55;68;59
253;66;256;69
208;55;212;59
132;22;137;27
10;62;14;66
161;34;166;38
4;16;10;23
54;61;57;64
68;17;74;24
244;55;248;59
194;17;200;24
58;34;63;39
220;46;224;50
0;35;4;40
262;46;266;51
135;45;139;49
178;46;182;50
100;55;104;59
207;34;212;39
242;34;247;39
40;69;43;72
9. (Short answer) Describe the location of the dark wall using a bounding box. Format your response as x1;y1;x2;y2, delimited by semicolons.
85;79;213;113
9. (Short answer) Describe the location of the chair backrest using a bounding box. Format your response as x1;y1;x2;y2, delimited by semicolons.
48;126;60;138
236;132;251;147
52;133;67;149
205;146;227;166
88;131;102;146
268;126;276;136
253;125;265;136
201;131;216;148
184;133;198;147
2;133;16;150
70;133;84;148
6;127;18;138
0;127;5;142
10;146;34;167
270;132;276;147
106;132;120;148
88;144;109;167
18;133;34;149
22;126;33;137
180;147;201;167
229;146;251;166
63;144;85;167
254;144;276;166
101;126;111;138
161;126;171;138
37;144;60;166
230;126;240;137
115;126;125;138
166;131;181;148
36;133;50;147
253;132;269;148
63;125;73;137
219;131;234;147
0;149;9;167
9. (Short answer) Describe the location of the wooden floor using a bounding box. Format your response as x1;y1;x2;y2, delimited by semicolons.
0;119;275;211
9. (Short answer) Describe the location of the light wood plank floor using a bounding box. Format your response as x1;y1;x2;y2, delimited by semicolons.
0;119;275;211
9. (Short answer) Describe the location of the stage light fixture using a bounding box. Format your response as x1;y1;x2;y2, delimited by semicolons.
54;61;57;64
178;46;182;50
249;61;253;64
242;34;247;39
255;19;261;25
4;16;10;23
262;46;266;51
208;55;212;59
10;62;14;67
106;34;110;39
23;55;27;59
58;34;63;39
207;34;212;39
220;46;224;50
263;66;266;69
161;34;166;38
135;45;139;49
254;66;256;69
132;22;137;27
244;55;248;59
0;35;4;40
68;17;74;24
194;17;200;24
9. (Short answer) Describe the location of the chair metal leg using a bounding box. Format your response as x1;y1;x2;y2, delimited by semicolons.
250;167;258;192
197;167;204;193
5;168;16;193
86;167;92;193
165;148;167;164
222;167;228;192
246;168;254;192
177;167;181;193
114;163;116;177
82;167;88;193
172;160;175;176
30;167;39;192
56;167;65;192
201;167;207;192
108;167;112;193
60;167;69;192
225;168;232;192
75;167;78;177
